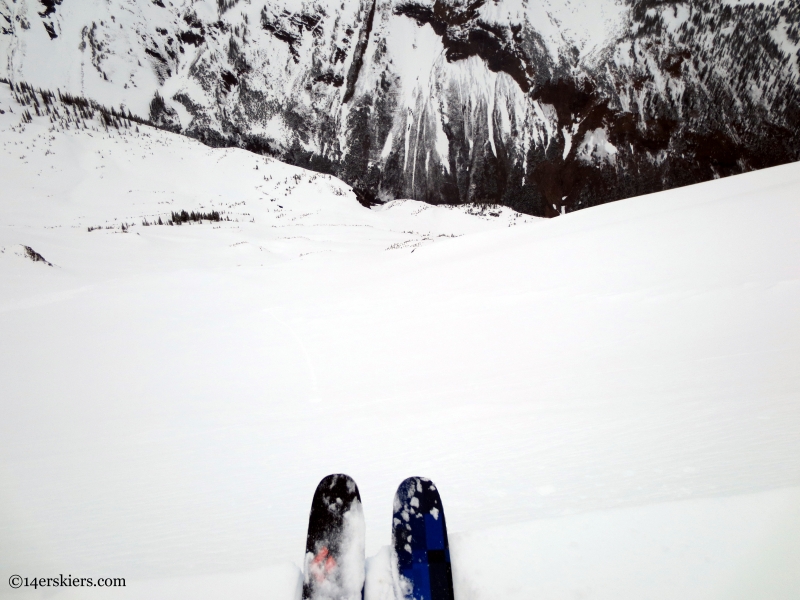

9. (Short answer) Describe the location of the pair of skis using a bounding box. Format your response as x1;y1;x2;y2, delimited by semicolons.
302;474;455;600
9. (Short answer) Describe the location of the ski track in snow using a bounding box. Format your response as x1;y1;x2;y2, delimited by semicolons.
0;84;799;599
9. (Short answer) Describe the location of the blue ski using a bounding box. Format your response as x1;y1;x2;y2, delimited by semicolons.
391;477;455;600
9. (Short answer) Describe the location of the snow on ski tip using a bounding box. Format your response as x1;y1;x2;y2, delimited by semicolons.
392;477;455;600
303;474;366;600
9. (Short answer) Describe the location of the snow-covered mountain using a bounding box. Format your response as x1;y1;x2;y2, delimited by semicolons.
2;76;800;598
2;0;798;215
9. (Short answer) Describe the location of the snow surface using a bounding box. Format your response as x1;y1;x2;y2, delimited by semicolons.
1;84;800;599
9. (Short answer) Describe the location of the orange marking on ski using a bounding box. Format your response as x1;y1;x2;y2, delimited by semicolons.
311;547;337;581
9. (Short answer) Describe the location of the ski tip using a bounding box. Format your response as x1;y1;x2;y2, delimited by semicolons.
303;473;366;600
312;473;361;500
393;476;442;504
391;477;454;600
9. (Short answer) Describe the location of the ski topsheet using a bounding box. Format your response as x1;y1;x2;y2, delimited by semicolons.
391;477;455;600
302;474;366;600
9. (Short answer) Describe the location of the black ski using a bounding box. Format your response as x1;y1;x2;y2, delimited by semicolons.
302;474;365;600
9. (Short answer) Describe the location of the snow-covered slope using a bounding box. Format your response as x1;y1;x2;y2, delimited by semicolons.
0;81;532;279
1;79;799;598
2;0;798;214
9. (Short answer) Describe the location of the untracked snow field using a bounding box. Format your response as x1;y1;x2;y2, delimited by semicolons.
1;83;799;599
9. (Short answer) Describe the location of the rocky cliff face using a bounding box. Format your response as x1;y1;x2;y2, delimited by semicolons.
3;0;799;215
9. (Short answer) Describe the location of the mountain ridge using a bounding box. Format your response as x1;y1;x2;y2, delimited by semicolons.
2;0;798;215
